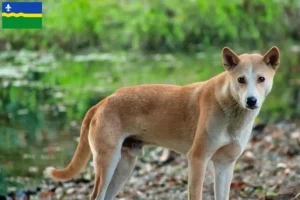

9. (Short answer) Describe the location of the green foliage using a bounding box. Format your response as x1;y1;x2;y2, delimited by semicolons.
0;0;299;51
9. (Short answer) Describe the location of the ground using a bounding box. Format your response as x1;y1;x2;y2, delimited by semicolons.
3;121;300;200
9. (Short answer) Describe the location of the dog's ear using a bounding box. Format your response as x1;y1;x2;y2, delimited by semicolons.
222;47;240;70
263;46;280;70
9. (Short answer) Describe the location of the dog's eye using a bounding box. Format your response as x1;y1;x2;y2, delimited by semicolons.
238;77;246;84
258;77;265;83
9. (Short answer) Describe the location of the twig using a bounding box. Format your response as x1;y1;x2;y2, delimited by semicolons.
291;192;300;200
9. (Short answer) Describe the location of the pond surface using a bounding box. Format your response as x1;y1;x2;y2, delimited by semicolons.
0;47;299;194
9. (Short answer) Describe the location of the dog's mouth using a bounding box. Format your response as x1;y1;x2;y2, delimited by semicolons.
246;105;258;110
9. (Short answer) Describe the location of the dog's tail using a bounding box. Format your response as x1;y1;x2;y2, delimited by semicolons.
44;104;98;181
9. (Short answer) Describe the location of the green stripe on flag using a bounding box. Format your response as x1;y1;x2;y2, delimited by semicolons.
2;17;42;29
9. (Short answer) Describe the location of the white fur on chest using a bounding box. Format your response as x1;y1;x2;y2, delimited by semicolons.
206;110;258;158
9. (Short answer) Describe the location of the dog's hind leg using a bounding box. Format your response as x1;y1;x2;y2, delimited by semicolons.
104;149;137;200
90;142;123;200
104;138;144;200
89;116;125;200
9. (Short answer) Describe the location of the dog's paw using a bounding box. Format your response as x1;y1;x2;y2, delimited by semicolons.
43;167;55;178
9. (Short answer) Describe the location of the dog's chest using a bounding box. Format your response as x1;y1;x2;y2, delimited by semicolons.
227;118;254;147
207;110;256;153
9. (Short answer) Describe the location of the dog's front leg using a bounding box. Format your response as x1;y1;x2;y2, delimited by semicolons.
212;160;236;200
188;155;209;200
187;125;212;200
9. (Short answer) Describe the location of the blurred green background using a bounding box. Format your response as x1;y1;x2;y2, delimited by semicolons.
0;0;299;194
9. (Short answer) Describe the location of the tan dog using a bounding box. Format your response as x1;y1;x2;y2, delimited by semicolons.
45;47;280;200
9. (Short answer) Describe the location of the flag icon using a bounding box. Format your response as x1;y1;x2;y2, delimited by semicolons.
2;2;42;29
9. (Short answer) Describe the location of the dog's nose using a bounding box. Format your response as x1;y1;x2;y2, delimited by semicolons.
246;97;257;107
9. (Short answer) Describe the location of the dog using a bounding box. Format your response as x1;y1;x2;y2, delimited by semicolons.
45;46;280;200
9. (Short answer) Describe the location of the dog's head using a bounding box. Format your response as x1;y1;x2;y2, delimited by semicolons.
222;46;280;110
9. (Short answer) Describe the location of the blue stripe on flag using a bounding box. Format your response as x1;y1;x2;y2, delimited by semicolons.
2;2;42;14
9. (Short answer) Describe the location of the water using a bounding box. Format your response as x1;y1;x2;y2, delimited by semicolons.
0;48;299;193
